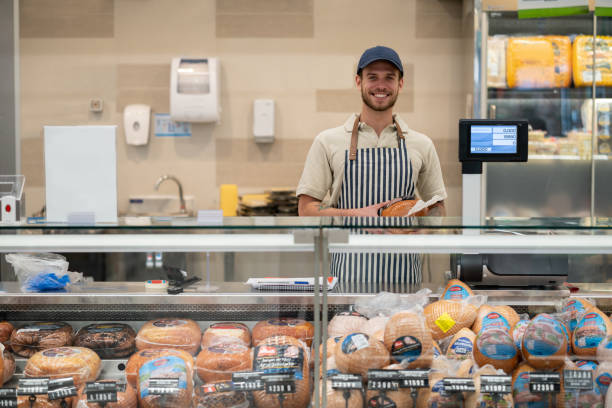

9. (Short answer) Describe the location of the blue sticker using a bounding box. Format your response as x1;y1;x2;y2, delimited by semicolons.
154;113;191;137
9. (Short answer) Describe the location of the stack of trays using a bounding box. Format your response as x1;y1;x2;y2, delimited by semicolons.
266;189;298;216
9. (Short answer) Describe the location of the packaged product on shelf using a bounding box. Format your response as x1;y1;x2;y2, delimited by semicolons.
195;337;252;383
558;360;604;408
472;305;519;334
383;308;433;368
521;313;567;369
320;336;342;362
488;36;507;88
573;36;612;87
507;37;556;88
416;371;463;408
464;364;513;408
595;362;612;398
327;311;368;339
561;297;593;333
319;355;338;378
334;332;389;378
17;395;65;408
125;348;195;388
576;360;598;370
75;380;137;408
252;335;311;408
135;318;201;355
360;315;389;337
423;297;480;341
441;279;474;301
201;322;251;347
512;362;548;408
366;387;414;408
474;327;518;374
0;321;14;349
510;318;530;354
572;307;612;356
10;321;74;358
252;318;314;347
192;381;250;408
5;253;71;293
2;348;14;386
73;323;136;359
445;327;476;361
137;352;194;408
316;380;363;408
24;346;101;387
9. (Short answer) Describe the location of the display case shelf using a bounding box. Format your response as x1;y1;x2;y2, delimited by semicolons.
488;87;612;100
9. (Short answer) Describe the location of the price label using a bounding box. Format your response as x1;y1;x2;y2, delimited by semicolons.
148;378;180;395
262;374;296;395
330;374;363;390
85;382;118;404
232;372;264;391
443;377;476;393
17;378;49;396
480;375;512;394
0;389;17;408
529;372;561;394
47;378;77;401
367;370;399;391
564;369;593;390
398;369;430;389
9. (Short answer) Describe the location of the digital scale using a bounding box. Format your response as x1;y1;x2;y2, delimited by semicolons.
0;175;25;224
455;120;567;287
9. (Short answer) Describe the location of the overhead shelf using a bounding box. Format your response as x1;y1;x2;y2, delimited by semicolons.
488;87;612;100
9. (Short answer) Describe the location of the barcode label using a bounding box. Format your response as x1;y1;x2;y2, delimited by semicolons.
17;378;49;396
529;372;561;394
398;369;430;389
232;372;264;391
148;378;180;395
262;374;295;395
330;374;363;390
47;378;77;401
86;382;118;404
480;375;512;394
564;370;593;391
0;389;17;408
443;378;475;393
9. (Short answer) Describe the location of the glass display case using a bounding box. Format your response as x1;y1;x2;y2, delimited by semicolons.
1;216;612;406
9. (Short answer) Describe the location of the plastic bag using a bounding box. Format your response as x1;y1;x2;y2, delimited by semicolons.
5;253;69;292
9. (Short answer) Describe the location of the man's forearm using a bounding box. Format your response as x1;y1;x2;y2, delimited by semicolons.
299;201;361;216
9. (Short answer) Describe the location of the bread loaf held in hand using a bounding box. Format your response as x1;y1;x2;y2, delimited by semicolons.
378;198;428;217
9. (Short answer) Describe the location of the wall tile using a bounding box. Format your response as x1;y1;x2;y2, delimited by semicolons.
21;137;44;187
116;89;169;113
415;0;464;39
20;0;113;38
117;64;170;88
217;0;313;13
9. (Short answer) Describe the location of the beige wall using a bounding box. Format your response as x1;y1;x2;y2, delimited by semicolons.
19;0;472;218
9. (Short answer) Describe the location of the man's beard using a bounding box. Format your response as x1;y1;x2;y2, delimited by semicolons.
361;88;399;112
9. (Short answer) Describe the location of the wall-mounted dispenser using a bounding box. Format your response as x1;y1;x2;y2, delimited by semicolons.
253;99;275;143
170;57;220;123
124;104;151;146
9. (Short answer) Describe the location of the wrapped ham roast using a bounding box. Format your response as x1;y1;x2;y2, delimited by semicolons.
192;381;250;408
252;318;314;347
195;337;252;383
424;300;478;341
0;322;14;349
327;312;368;339
317;380;363;408
3;349;14;385
201;322;251;347
383;310;433;368
75;380;137;408
135;318;201;355
125;348;194;388
335;333;389;378
73;323;136;358
136;350;194;408
25;347;101;387
11;322;73;357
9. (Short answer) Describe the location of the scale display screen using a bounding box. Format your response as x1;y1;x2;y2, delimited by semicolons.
470;125;517;154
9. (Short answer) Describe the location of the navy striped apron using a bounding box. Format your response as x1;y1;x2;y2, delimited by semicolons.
330;115;422;286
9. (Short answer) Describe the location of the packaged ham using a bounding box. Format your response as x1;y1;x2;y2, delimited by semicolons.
10;321;73;357
334;333;389;378
441;279;474;301
465;364;513;408
512;362;548;407
474;328;518;374
201;322;251;347
510;319;530;354
137;353;194;408
595;362;612;399
424;299;479;341
360;316;389;337
73;323;136;359
327;312;368;339
75;380;137;408
597;334;612;362
135;318;201;355
252;335;311;408
0;322;14;349
320;336;342;362
3;349;14;385
472;305;519;334
416;372;463;408
366;388;413;407
558;360;604;408
192;381;250;408
572;307;612;356
195;337;252;383
252;318;314;346
562;298;594;332
446;327;476;361
521;313;567;369
24;347;101;387
383;310;432;368
316;380;363;408
125;348;194;388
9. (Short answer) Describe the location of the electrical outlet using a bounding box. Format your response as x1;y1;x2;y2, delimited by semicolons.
89;98;104;113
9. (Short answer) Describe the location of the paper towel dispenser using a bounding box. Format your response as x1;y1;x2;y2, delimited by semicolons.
170;57;220;123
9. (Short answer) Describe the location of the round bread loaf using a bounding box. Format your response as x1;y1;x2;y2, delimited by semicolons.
192;381;250;408
366;388;413;408
595;362;612;399
563;298;594;332
252;318;314;347
511;320;530;353
75;380;137;408
474;328;518;374
195;338;252;383
521;314;566;369
135;318;201;355
125;348;194;388
201;322;251;347
0;322;13;348
3;349;14;386
252;335;311;408
361;316;389;337
137;352;193;408
379;198;428;217
472;306;516;334
317;380;363;408
25;347;101;387
441;279;474;301
572;307;612;356
328;312;368;339
73;323;136;358
335;333;389;378
465;365;513;408
416;372;463;408
446;327;476;361
383;311;432;368
424;300;478;341
512;362;548;408
10;322;73;358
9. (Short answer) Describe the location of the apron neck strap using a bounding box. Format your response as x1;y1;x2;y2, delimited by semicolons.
349;115;405;161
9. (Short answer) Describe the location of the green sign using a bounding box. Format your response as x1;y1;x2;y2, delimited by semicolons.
596;0;612;16
518;0;589;18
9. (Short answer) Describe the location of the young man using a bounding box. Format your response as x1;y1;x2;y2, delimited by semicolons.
296;46;447;285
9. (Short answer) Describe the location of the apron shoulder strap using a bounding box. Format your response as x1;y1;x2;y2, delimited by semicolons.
394;116;405;144
349;115;360;161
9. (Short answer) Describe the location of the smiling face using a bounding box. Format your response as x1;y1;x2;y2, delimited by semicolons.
357;60;403;112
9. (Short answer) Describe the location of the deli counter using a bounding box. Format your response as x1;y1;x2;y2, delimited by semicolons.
0;216;611;407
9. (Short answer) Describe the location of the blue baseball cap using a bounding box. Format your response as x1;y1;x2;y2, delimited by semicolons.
357;46;403;76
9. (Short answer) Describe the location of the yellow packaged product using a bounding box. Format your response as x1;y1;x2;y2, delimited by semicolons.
507;36;571;88
573;35;612;87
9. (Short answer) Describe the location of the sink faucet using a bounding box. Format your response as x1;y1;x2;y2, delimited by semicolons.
154;175;187;214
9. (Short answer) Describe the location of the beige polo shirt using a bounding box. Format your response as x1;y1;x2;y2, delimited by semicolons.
297;113;447;208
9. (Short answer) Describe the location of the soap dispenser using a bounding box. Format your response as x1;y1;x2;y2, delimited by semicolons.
124;104;151;146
